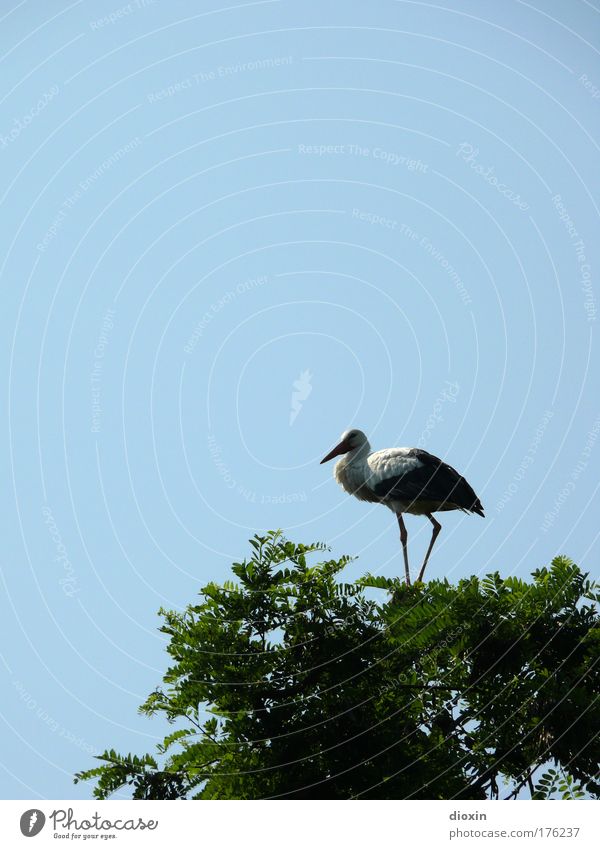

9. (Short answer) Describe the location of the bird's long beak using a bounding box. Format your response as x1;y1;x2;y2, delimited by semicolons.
320;438;351;464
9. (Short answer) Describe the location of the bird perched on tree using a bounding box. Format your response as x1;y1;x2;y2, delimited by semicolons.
320;429;484;584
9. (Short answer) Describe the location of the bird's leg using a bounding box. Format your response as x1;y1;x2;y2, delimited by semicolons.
417;514;442;582
396;513;411;586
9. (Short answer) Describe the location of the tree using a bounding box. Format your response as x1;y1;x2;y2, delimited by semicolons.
75;532;600;799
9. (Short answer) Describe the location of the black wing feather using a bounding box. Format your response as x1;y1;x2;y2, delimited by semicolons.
372;449;484;515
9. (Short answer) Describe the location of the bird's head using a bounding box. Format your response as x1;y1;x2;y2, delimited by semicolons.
320;429;369;464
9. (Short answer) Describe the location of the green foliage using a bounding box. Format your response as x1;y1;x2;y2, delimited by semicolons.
75;533;600;800
532;768;586;800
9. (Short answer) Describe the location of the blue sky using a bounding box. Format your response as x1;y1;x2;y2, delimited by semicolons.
0;0;598;799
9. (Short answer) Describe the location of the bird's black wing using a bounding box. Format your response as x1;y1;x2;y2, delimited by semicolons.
372;449;484;515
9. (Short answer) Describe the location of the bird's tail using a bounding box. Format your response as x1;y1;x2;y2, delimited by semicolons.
470;498;485;517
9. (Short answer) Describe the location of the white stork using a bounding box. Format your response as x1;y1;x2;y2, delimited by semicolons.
320;429;484;584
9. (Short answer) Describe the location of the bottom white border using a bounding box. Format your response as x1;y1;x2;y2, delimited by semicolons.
1;799;597;848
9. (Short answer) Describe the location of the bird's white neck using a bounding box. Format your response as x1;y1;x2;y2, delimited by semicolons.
334;441;374;499
342;441;371;467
